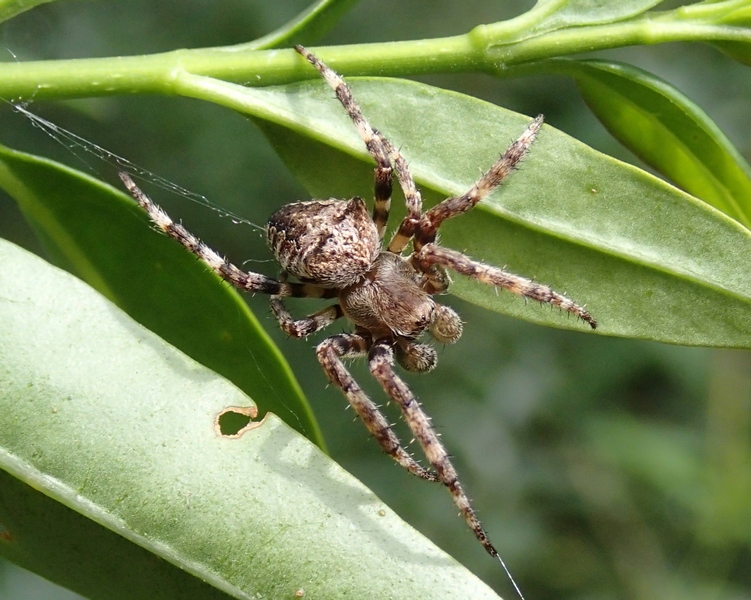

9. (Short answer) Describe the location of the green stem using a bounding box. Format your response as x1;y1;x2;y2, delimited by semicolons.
485;19;751;68
0;37;477;103
0;14;749;103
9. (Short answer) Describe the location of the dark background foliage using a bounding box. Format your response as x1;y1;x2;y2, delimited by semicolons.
1;1;750;598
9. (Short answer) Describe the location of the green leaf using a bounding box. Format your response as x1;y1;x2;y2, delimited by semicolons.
0;146;323;446
481;0;667;47
713;40;751;67
223;76;750;347
529;0;666;31
0;0;57;23
565;59;751;228
241;0;362;51
0;470;236;600
699;4;751;66
0;238;501;599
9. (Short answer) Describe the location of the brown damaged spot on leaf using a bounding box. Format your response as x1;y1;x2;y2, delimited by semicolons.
214;405;267;438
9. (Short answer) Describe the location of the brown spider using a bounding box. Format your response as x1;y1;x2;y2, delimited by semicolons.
120;45;596;569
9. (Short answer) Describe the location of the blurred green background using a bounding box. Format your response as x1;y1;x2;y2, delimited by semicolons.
1;1;750;598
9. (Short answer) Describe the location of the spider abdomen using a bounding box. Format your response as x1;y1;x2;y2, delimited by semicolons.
266;198;379;287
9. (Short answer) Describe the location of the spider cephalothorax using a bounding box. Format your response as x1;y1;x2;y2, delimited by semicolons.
120;44;596;569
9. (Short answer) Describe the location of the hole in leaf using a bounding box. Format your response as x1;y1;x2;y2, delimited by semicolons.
214;405;264;438
218;410;252;436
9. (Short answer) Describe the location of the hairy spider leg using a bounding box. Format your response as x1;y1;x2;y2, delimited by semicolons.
294;45;423;252
385;142;424;254
119;172;330;300
295;45;393;240
270;300;345;338
367;339;498;555
414;115;544;251
317;333;439;481
416;244;598;329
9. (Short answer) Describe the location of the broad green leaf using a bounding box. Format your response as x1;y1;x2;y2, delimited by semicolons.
0;238;501;600
529;0;665;31
241;0;361;50
218;76;749;347
0;146;323;446
482;0;666;46
0;0;57;23
566;59;751;228
0;470;235;600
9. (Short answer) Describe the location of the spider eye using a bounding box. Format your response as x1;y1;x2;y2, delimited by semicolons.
412;306;435;334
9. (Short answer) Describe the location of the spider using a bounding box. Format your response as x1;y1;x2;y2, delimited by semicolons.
119;45;596;567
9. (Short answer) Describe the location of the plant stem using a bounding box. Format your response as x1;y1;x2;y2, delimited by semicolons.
0;15;748;103
485;19;751;68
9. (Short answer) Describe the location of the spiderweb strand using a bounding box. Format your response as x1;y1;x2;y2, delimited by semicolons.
10;102;266;234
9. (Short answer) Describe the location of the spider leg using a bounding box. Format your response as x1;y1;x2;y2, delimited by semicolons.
316;333;439;482
385;141;423;254
414;115;543;250
120;173;327;299
368;338;499;557
270;299;343;338
295;46;393;240
295;46;424;251
416;244;597;328
388;144;422;254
